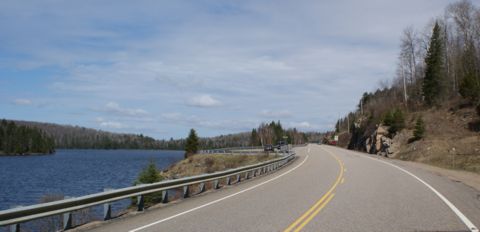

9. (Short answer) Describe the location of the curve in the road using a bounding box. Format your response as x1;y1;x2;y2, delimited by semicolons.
128;154;310;232
284;147;344;232
358;149;479;232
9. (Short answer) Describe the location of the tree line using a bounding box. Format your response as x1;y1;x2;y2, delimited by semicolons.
0;119;55;155
7;120;321;151
334;0;480;149
250;121;310;146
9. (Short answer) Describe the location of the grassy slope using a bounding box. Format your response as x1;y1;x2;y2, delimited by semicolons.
392;102;480;173
162;153;278;179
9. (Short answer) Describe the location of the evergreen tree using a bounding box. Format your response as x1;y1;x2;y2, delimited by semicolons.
459;42;480;105
134;160;164;205
413;117;425;141
0;120;55;155
422;22;445;106
250;129;260;146
383;111;394;127
390;109;405;135
184;128;199;158
135;160;163;184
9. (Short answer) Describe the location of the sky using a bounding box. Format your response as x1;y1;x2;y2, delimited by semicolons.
0;0;453;139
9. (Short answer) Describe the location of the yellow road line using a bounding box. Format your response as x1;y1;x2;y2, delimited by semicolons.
283;147;344;232
293;193;336;232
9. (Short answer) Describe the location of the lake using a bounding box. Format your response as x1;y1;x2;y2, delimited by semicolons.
0;149;184;212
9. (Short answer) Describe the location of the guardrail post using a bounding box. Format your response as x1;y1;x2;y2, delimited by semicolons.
103;188;113;220
8;205;21;232
213;179;220;189
161;190;169;203
60;196;73;230
104;203;112;220
10;223;19;232
226;176;231;185
63;212;73;230
199;182;206;193
245;171;250;180
137;195;144;211
236;174;241;183
183;185;190;198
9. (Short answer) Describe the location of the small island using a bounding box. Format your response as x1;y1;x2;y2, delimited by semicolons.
0;119;55;155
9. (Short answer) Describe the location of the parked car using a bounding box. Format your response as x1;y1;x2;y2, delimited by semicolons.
263;144;274;152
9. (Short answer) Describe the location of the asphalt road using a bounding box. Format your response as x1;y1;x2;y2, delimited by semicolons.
85;144;480;232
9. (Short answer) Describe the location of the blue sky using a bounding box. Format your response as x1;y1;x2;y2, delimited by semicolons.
0;0;451;139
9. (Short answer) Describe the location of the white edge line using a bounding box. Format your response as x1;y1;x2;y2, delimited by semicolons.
129;154;310;232
327;146;478;232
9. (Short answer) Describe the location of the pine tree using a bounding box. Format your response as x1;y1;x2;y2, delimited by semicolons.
459;42;480;104
250;129;260;146
423;22;445;106
390;109;405;135
134;160;164;205
184;128;199;158
135;160;163;184
413;117;425;141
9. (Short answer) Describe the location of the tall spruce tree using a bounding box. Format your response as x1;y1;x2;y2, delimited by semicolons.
459;42;480;104
250;129;260;146
422;22;445;106
184;128;199;158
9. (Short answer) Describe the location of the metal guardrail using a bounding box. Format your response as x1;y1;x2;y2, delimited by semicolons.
0;152;296;231
199;146;264;154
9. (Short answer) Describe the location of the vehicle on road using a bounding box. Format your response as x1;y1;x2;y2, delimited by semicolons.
263;144;274;152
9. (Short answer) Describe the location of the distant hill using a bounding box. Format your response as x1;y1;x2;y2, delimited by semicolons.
6;119;323;150
11;120;181;150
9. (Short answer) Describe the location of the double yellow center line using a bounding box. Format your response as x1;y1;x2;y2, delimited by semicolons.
284;148;345;232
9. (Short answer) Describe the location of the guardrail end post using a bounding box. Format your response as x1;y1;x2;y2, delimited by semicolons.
161;190;169;203
10;223;19;232
137;195;144;211
103;203;112;221
63;212;72;230
199;182;206;193
226;176;231;185
213;179;219;189
183;185;190;198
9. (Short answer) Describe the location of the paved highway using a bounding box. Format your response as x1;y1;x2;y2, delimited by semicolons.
84;144;480;232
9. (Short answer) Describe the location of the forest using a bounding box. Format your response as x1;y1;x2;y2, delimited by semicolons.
6;120;321;151
333;0;480;151
0;120;55;155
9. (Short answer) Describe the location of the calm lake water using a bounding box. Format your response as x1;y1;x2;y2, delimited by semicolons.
0;149;184;211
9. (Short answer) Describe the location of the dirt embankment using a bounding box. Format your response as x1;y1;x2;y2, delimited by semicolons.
162;153;279;179
392;102;480;174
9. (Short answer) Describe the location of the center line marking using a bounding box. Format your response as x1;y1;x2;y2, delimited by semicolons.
284;147;344;232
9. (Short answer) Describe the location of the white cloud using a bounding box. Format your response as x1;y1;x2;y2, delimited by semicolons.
289;121;315;129
95;117;127;129
13;99;32;105
0;0;457;138
187;95;222;107
161;112;256;131
259;109;292;118
103;102;148;117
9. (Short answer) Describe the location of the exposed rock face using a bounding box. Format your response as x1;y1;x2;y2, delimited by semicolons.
365;125;391;156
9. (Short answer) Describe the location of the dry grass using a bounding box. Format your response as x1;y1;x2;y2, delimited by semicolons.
392;100;480;173
163;153;278;179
